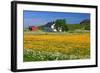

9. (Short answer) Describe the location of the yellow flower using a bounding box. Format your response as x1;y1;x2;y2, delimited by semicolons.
24;33;90;54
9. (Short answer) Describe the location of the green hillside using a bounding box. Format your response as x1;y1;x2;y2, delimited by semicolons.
67;19;90;31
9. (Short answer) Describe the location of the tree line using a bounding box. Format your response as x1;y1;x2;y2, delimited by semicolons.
55;19;90;32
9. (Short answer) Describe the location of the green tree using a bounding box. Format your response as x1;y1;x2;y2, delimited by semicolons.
62;24;69;31
84;24;90;30
55;19;68;32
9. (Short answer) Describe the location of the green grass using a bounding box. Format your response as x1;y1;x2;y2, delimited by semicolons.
23;32;90;62
23;48;90;62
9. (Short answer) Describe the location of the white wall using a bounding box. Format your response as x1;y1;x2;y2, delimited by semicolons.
0;0;99;73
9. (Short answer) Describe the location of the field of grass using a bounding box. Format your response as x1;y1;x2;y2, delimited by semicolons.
24;32;90;62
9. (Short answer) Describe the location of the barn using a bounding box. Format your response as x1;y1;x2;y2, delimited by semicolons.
42;22;57;32
29;26;38;31
41;21;63;32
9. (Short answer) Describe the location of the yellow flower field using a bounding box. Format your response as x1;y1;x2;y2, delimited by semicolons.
24;33;90;61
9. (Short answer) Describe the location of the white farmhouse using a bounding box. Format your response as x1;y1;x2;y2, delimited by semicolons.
42;21;63;32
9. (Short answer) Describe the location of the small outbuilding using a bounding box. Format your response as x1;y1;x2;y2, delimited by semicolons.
29;26;38;31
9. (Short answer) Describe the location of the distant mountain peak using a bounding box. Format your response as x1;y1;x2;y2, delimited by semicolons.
43;21;55;27
80;19;90;24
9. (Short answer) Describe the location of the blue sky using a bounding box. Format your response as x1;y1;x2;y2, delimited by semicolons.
23;10;90;28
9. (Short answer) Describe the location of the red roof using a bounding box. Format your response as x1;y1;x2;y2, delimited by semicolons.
29;26;38;31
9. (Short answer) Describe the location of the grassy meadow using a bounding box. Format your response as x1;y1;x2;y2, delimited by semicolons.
23;32;90;62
